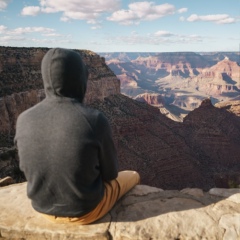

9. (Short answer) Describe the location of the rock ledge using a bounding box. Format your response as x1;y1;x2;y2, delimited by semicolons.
0;183;240;240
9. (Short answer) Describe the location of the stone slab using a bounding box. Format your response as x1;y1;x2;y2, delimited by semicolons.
1;183;240;240
0;183;110;240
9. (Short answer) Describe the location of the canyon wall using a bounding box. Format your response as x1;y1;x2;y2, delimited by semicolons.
90;95;240;189
0;47;120;146
102;52;240;121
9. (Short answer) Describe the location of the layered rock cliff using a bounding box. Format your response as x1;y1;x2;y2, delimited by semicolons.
134;92;164;106
0;47;120;146
103;52;240;121
0;47;120;99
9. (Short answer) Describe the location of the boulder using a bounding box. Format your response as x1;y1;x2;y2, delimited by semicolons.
1;183;240;239
0;176;14;187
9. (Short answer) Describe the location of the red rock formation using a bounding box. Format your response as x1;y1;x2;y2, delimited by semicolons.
196;58;240;97
203;58;240;82
134;93;164;105
183;99;240;168
215;100;240;117
104;52;240;117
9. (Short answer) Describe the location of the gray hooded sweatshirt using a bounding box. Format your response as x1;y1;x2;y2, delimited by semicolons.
15;48;118;217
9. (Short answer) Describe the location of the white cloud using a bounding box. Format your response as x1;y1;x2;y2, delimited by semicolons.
9;27;55;35
106;31;204;46
31;38;72;44
0;24;72;46
42;33;62;37
87;19;100;25
20;0;120;24
0;0;10;11
38;0;120;13
60;16;69;22
21;6;41;16
91;25;102;30
0;25;7;33
179;16;185;22
0;36;25;43
187;14;236;24
217;17;236;24
107;2;175;25
0;25;68;40
154;31;175;37
178;8;187;14
61;11;100;22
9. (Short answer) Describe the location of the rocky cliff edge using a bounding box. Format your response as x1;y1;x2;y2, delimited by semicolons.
0;182;240;240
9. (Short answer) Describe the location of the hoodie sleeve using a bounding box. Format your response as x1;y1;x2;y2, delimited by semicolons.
96;112;118;181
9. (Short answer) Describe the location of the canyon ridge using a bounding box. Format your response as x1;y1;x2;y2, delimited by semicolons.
99;52;240;121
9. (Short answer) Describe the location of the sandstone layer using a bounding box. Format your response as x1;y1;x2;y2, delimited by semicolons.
0;183;240;240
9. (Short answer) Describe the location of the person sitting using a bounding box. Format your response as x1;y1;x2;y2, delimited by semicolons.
15;48;140;224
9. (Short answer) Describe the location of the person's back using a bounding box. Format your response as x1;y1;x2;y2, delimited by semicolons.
15;48;140;224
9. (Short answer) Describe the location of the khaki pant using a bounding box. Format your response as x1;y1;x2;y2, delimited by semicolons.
41;170;140;224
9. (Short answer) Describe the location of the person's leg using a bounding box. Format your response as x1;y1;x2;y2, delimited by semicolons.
72;170;140;224
115;170;140;199
41;171;140;224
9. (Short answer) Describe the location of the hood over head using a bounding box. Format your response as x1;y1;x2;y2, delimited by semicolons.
41;48;88;102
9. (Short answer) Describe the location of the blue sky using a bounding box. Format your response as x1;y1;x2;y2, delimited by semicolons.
0;0;239;52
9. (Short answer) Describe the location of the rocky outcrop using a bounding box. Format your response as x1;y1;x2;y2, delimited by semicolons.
196;58;240;99
133;52;210;75
0;183;240;240
0;47;46;96
0;147;24;183
0;176;14;187
0;47;120;99
0;90;45;147
134;93;164;106
90;94;207;190
215;100;240;117
90;95;240;190
0;47;120;147
202;58;239;82
182;99;240;169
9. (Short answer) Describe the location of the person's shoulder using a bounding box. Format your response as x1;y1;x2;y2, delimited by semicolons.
78;104;109;126
16;100;45;123
79;104;105;118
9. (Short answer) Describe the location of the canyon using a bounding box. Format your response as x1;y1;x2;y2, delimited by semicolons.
100;52;240;121
0;47;240;191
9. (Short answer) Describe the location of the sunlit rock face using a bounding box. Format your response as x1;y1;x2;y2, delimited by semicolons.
102;52;240;121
